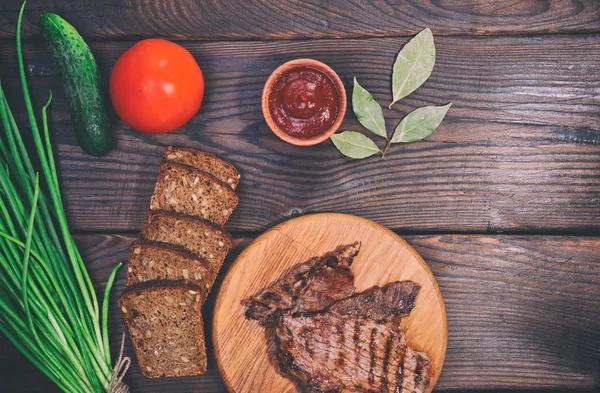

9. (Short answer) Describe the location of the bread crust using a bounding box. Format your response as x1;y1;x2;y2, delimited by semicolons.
119;282;208;378
150;162;239;226
162;146;241;190
140;210;233;243
139;211;233;266
126;240;217;296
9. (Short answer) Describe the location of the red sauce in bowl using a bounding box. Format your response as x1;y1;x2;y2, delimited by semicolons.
268;67;340;139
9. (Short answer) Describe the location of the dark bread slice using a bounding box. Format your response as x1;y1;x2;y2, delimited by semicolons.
140;211;232;274
163;146;241;190
119;281;207;378
149;162;238;227
126;241;216;295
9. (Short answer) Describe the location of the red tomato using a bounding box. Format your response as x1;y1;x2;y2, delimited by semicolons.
109;38;204;133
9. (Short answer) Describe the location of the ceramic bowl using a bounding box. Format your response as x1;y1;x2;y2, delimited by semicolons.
261;58;347;146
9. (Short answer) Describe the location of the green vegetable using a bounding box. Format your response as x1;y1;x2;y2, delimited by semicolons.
331;29;451;159
0;2;126;392
391;104;452;143
330;131;381;159
40;12;112;157
390;28;435;109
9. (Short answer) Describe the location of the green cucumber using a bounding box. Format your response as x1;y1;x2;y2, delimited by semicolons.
40;13;112;157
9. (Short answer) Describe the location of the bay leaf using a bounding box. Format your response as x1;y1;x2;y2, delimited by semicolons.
391;103;451;143
353;78;387;138
330;131;380;159
390;28;435;109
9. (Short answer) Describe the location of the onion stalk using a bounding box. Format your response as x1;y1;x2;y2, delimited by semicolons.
0;1;126;392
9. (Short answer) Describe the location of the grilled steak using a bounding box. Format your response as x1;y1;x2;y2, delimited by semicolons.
242;242;360;326
276;312;430;393
243;241;431;392
329;281;420;321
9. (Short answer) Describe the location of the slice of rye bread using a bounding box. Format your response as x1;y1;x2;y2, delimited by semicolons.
140;211;232;274
126;241;217;295
150;162;239;227
119;281;207;378
163;146;241;190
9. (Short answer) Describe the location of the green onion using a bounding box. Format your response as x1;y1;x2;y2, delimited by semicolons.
0;1;126;392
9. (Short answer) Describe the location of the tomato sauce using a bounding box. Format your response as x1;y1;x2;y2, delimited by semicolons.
268;67;340;139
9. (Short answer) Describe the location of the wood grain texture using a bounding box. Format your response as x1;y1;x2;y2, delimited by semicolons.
1;0;600;40
1;233;598;392
0;36;599;233
213;213;447;393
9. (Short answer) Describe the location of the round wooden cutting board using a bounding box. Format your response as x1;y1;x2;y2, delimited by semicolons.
213;213;447;393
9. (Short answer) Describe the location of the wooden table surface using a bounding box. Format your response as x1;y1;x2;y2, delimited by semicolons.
1;1;599;392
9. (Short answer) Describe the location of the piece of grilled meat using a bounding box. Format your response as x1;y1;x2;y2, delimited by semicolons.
242;242;360;326
277;312;430;393
329;281;421;321
243;241;430;392
275;281;427;392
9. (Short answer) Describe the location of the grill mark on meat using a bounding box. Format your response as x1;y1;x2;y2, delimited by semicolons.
382;331;393;391
335;319;346;368
386;333;403;392
368;328;377;385
414;355;423;393
413;351;430;393
401;348;419;393
372;325;392;391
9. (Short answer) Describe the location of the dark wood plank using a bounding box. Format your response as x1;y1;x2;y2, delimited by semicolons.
0;35;599;233
1;0;600;40
1;233;598;391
